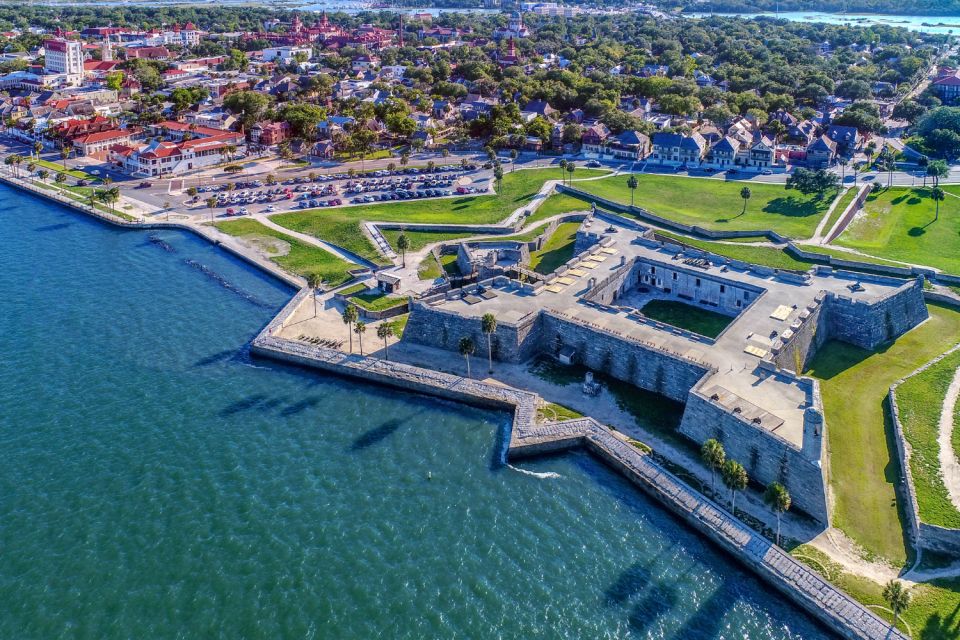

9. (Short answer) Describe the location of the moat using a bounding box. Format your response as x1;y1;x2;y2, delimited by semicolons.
0;190;838;637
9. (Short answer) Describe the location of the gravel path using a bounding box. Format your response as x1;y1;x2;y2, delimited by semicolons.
938;366;960;511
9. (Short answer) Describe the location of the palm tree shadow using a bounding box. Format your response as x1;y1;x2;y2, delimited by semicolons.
921;599;960;639
349;417;406;451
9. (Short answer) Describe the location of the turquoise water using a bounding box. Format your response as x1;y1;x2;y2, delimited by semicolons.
0;187;831;639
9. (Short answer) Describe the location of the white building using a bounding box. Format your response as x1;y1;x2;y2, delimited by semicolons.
43;38;83;85
262;46;313;65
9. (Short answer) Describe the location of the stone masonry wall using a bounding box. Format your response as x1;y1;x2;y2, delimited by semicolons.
771;298;828;373
540;311;712;403
678;390;829;523
823;278;928;350
403;300;544;363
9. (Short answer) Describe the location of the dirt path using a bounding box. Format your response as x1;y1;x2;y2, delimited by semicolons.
938;366;960;510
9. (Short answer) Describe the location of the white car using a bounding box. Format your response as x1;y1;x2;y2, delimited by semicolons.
264;205;276;213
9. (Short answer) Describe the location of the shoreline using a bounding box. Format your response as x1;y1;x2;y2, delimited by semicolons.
4;171;907;640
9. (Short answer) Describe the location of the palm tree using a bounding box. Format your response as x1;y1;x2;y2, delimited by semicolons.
927;159;949;188
458;335;475;377
882;580;911;631
37;168;48;182
26;161;35;175
509;148;518;172
559;159;567;185
721;459;748;512
627;174;638;207
838;157;848;184
306;273;323;317
566;162;575;184
700;438;726;491
342;304;359;352
32;140;42;160
400;152;409;167
396;232;410;267
376;322;394;360
12;154;22;177
354;320;367;355
60;146;70;170
493;165;504;192
739;186;752;216
764;482;792;546
481;313;497;374
932;186;945;221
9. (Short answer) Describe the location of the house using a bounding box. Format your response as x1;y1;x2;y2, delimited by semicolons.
747;137;776;169
826;125;860;155
311;140;335;159
522;100;556;119
708;136;739;168
250;121;290;146
650;132;706;167
806;135;838;169
109;135;232;177
932;72;960;104
126;46;170;61
581;123;610;148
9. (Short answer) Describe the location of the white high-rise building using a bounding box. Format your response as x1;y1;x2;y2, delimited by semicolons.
44;38;84;78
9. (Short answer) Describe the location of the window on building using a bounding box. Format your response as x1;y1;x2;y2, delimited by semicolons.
695;278;701;287
720;285;725;293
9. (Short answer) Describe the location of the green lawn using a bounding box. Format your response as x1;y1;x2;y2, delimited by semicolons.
271;169;609;265
793;243;904;267
658;231;816;271
347;289;407;312
417;254;443;281
525;192;593;226
213;218;355;286
34;159;97;181
529;222;580;274
894;349;960;529
836;186;960;274
381;228;475;252
439;253;461;278
639;299;733;339
570;174;836;238
806;304;960;564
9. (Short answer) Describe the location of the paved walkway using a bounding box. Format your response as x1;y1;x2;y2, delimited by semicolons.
938;366;960;511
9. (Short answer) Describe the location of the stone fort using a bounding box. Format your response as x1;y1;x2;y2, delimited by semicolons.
402;214;928;524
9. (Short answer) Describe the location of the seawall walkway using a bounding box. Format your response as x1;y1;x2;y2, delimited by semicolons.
251;291;906;640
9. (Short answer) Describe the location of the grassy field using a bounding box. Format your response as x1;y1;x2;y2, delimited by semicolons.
525;192;593;226
836;186;960;274
34;159;98;182
657;231;816;271
346;289;407;312
569;174;836;238
416;254;443;281
806;303;960;564
271;169;608;265
894;348;960;529
529;222;580;274
213;218;355;285
793;243;904;267
639;299;733;338
380;228;475;252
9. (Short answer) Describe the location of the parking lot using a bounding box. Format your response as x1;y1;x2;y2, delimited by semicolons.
193;164;484;218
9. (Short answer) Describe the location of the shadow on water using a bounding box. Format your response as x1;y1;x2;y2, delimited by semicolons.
280;397;321;417
195;349;237;367
350;418;406;451
220;393;291;417
604;562;653;605
34;222;72;232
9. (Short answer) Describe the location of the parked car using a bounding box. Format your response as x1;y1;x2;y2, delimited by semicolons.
137;181;153;189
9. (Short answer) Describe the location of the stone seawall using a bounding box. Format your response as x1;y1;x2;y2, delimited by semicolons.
250;296;903;640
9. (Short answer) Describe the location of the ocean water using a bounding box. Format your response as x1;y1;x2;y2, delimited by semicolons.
0;186;832;639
